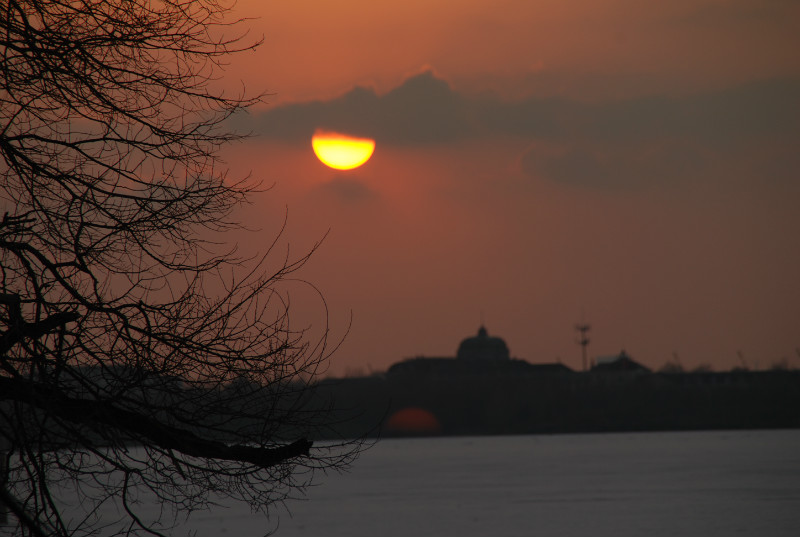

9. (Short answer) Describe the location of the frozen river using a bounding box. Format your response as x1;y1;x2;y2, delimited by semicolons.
9;429;799;537
186;429;800;537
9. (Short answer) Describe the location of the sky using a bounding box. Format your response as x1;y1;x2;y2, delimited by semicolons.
219;0;800;375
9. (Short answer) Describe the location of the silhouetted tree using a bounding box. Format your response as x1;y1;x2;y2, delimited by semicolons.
0;1;355;535
657;362;684;374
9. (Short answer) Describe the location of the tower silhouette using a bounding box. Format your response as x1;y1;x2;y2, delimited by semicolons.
575;322;591;372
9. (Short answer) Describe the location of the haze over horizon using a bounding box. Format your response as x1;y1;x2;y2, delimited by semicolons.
220;0;800;375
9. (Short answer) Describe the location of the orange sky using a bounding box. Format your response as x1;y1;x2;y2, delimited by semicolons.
220;0;800;375
231;0;800;104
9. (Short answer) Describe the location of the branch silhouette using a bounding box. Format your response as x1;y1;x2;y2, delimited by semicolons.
0;2;358;536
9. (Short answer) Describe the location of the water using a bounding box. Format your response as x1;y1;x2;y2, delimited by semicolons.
11;429;799;536
189;429;800;537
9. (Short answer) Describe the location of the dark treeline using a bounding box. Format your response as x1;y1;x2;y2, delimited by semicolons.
25;364;799;444
307;367;800;438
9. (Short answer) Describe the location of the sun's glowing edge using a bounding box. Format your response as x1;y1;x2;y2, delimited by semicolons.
312;131;376;170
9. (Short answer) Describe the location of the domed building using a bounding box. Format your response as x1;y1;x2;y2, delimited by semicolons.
456;326;510;362
386;325;559;378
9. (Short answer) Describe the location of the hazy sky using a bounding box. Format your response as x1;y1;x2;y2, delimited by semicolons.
221;0;800;375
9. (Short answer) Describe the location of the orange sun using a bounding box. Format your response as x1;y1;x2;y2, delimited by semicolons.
311;130;375;170
385;407;442;436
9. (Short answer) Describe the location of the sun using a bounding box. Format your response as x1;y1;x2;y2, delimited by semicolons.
311;130;375;170
385;407;442;436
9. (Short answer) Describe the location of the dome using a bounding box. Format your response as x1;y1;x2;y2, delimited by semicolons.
456;326;510;362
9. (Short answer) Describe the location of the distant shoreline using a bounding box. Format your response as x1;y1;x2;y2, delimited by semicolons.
309;368;800;438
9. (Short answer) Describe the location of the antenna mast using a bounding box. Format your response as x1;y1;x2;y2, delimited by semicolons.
575;322;591;372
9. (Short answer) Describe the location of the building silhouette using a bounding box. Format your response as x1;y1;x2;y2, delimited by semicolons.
387;326;570;378
457;326;510;362
307;325;800;438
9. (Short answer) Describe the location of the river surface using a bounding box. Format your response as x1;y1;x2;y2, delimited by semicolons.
184;429;800;537
13;429;799;537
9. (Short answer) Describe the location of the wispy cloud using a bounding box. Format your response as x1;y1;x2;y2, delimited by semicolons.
236;71;799;189
241;70;798;142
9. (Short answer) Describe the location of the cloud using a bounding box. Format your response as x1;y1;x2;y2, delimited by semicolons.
242;71;473;144
237;71;799;189
521;141;707;190
241;70;798;145
575;79;800;145
316;177;376;202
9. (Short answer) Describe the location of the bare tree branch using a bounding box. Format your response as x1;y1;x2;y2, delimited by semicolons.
0;1;359;536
